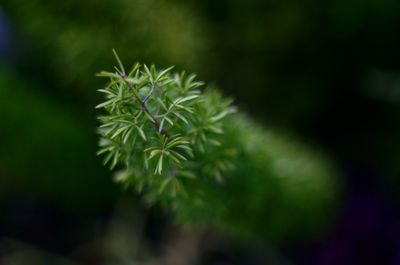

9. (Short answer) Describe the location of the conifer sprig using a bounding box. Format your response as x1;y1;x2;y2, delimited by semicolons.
96;51;236;198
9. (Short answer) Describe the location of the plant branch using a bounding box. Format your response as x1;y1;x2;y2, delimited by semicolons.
142;84;157;103
118;73;165;134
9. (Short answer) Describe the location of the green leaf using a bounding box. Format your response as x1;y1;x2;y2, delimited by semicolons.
125;77;142;85
95;98;115;109
148;150;161;160
97;89;116;96
210;108;236;123
157;98;168;111
122;127;134;144
178;171;196;179
99;122;115;128
155;154;164;175
175;104;194;113
166;137;185;149
176;144;192;151
170;150;187;162
128;63;140;77
112;49;125;74
165;116;174;126
208;125;223;134
103;151;114;165
168;153;182;165
159;177;172;193
111;125;129;139
159;119;165;133
157;66;174;81
136;126;147;141
208;139;222;146
96;71;120;79
174;95;199;105
110;150;120;169
97;146;115;156
144;146;158;153
143;65;153;81
173;112;188;124
144;110;156;124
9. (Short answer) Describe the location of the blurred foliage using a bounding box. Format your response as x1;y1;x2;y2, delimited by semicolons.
174;113;337;244
2;0;209;103
188;0;400;197
95;59;337;244
0;67;117;211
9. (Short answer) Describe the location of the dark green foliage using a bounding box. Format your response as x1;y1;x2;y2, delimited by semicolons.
0;68;117;210
97;56;337;243
2;0;207;103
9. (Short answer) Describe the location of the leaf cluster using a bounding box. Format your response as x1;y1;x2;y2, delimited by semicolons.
96;51;236;199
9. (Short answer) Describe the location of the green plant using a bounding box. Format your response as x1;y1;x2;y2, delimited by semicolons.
96;52;337;243
97;51;235;198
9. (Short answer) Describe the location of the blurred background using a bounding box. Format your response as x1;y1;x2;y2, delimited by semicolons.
0;0;400;264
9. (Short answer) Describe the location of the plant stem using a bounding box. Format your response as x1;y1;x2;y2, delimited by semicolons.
119;73;165;134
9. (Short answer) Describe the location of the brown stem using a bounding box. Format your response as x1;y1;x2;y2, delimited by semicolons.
119;73;166;135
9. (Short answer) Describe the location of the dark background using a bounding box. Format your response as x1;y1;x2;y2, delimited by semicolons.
0;0;400;264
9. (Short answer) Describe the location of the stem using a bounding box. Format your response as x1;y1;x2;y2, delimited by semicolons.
142;84;157;103
118;73;165;135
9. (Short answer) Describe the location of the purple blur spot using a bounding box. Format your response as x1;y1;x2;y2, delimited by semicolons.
0;9;10;56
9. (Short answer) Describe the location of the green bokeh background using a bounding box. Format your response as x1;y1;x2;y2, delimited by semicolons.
1;0;399;264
